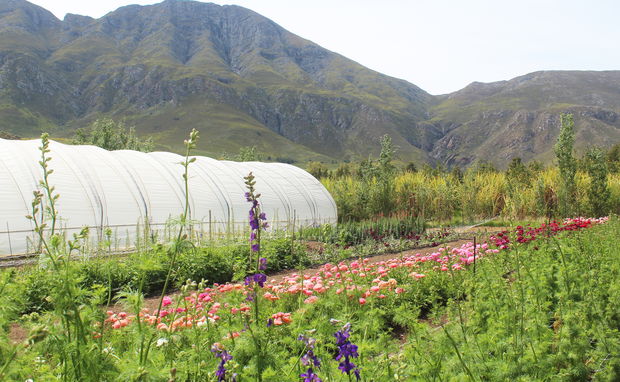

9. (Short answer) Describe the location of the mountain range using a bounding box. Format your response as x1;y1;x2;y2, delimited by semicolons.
0;0;619;167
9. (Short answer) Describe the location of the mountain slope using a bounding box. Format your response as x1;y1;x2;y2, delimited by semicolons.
428;71;620;167
0;0;619;166
0;0;433;162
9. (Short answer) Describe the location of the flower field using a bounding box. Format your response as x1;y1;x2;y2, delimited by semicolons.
1;214;617;381
1;131;619;381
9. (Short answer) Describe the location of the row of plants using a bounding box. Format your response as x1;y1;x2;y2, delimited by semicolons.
318;114;620;222
0;211;610;380
323;167;620;223
12;220;457;317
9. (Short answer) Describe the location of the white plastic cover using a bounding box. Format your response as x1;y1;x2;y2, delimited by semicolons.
0;138;337;255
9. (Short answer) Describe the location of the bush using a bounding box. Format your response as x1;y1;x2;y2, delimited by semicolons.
175;247;235;286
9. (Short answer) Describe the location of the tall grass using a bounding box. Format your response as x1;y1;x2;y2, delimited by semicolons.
323;169;620;223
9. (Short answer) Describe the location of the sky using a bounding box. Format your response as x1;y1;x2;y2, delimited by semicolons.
28;0;620;95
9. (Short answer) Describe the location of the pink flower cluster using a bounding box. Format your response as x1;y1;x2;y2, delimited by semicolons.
104;217;607;334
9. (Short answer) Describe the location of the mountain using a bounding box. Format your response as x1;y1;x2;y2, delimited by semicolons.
0;0;619;166
0;0;433;162
428;71;620;167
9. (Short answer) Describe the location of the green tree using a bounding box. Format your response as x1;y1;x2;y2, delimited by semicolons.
606;142;620;173
404;162;417;173
306;161;330;179
585;147;610;217
472;160;497;174
377;134;396;177
373;134;397;215
554;113;577;217
506;157;530;184
450;166;464;182
527;160;545;173
334;162;354;178
236;146;262;161
73;118;153;152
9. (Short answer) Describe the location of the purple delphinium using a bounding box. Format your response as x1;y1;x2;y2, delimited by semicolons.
211;346;235;382
334;323;360;380
298;334;322;382
259;257;267;270
244;172;269;275
244;273;267;288
300;368;321;382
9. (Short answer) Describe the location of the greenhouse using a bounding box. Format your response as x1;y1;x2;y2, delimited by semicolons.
0;138;337;255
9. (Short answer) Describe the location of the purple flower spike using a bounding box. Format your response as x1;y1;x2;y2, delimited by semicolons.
300;368;322;382
334;323;360;380
259;257;267;270
298;334;322;381
245;273;267;288
249;219;259;230
211;347;234;382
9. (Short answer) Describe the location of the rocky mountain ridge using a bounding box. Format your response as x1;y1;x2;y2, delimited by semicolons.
1;0;619;166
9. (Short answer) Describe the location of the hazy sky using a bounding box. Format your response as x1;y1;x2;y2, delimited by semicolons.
29;0;620;95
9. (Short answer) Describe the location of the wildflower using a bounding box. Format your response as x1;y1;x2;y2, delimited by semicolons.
334;323;360;380
162;296;172;307
298;334;322;382
211;344;235;382
156;338;169;347
271;312;292;325
300;368;322;382
245;273;267;288
259;257;267;270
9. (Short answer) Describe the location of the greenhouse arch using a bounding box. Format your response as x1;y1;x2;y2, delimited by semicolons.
0;138;337;255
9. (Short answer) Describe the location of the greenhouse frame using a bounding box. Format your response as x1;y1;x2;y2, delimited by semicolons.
0;138;337;255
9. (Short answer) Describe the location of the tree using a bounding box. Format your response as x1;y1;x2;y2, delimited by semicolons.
334;162;354;178
527;160;545;173
606;142;620;173
472;160;497;174
506;157;530;184
306;162;330;179
404;162;417;173
73;118;153;152
236;146;262;161
554;113;577;217
584;147;610;217
377;134;396;178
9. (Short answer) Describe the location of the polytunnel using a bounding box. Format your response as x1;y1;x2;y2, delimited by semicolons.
0;138;337;255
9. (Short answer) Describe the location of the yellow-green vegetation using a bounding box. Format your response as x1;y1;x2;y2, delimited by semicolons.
322;168;620;223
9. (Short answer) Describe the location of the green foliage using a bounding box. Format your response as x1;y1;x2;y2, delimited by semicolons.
323;164;620;223
606;142;620;173
334;162;354;178
236;146;263;161
506;157;530;184
305;161;330;179
403;162;417;173
73;118;154;152
401;219;620;381
555;113;577;216
585;147;611;217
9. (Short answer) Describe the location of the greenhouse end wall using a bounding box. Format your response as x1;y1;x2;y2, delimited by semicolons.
0;138;337;255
